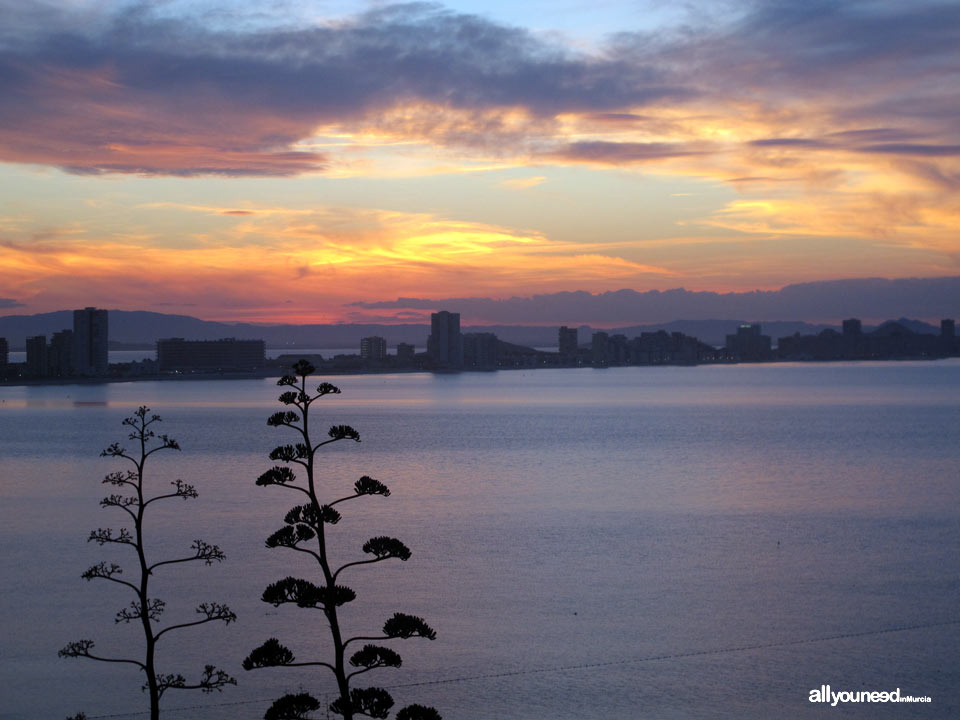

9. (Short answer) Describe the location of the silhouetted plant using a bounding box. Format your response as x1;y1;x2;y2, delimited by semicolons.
244;361;439;720
60;407;236;720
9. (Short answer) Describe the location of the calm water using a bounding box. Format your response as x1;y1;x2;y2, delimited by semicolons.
1;362;959;719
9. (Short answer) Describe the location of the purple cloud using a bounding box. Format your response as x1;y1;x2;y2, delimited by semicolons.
549;140;707;164
347;277;960;324
0;1;956;175
857;144;960;157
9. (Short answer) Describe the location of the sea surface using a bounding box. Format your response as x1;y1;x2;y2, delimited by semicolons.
1;362;958;719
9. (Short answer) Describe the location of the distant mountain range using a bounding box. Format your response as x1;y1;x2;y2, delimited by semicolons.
3;276;956;350
348;276;960;325
0;310;943;351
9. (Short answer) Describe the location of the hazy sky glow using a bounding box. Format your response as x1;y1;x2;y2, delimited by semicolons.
1;0;958;323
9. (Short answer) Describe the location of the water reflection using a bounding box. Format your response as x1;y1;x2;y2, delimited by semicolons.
3;360;960;411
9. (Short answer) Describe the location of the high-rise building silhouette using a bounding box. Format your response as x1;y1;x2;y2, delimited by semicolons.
427;311;463;369
725;323;772;362
558;326;578;357
360;336;387;362
0;337;7;367
26;335;48;377
591;331;610;367
463;332;498;369
73;307;108;376
49;329;75;377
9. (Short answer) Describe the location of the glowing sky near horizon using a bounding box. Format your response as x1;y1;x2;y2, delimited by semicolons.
1;0;958;323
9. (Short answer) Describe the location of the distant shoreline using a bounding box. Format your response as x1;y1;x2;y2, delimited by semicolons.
2;355;957;388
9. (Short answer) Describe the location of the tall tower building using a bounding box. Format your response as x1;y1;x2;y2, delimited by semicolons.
49;329;75;377
724;323;772;362
73;307;108;376
427;311;463;369
558;326;578;357
360;336;387;362
463;332;498;369
26;335;48;377
396;343;416;362
591;331;610;367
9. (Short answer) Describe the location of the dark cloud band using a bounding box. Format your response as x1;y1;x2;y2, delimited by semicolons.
0;1;956;175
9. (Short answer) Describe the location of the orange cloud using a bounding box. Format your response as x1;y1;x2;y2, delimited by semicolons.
501;176;547;189
2;0;959;315
0;205;673;321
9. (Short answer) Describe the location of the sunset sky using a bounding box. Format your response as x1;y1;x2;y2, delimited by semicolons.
1;0;958;324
